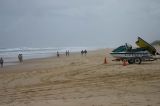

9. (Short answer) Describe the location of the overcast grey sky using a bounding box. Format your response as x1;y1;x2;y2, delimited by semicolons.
0;0;160;48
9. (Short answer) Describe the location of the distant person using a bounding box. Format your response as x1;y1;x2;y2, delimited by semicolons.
18;54;23;63
57;51;60;57
18;54;20;62
67;50;70;56
66;50;68;56
21;54;23;62
0;57;4;68
81;50;84;56
84;49;87;56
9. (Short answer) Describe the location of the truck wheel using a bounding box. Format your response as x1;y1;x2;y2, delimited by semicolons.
128;58;134;64
134;58;141;64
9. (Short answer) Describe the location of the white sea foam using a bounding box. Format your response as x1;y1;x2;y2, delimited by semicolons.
0;47;100;66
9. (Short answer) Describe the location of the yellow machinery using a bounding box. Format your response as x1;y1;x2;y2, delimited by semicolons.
136;37;157;55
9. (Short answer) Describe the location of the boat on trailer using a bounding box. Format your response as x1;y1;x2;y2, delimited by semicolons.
110;37;159;64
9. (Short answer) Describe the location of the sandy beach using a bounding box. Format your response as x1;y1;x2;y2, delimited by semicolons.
0;48;160;106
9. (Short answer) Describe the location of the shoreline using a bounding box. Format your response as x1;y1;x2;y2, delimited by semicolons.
0;47;102;67
0;48;106;71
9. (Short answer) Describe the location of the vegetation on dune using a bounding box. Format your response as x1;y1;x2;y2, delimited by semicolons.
151;40;160;46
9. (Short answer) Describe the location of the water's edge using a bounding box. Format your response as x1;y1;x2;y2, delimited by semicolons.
0;47;103;66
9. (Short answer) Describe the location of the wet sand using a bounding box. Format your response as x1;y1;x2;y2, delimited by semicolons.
0;49;160;106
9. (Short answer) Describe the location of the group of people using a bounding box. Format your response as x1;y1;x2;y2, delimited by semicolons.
81;49;87;56
56;49;88;58
0;54;23;68
65;50;70;56
1;49;88;68
57;50;70;57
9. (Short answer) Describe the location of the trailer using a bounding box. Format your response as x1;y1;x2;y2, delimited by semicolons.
110;37;160;64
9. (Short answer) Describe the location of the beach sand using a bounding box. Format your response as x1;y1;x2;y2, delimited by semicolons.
0;49;160;106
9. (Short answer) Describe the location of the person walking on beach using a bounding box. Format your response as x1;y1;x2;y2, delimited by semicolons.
67;50;69;56
81;50;84;56
0;57;4;68
18;54;20;62
18;54;23;63
84;49;87;56
57;51;60;57
66;50;68;56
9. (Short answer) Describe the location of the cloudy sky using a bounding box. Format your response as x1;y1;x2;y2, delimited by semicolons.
0;0;160;48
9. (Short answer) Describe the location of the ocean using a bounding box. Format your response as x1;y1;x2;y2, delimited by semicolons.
0;47;99;66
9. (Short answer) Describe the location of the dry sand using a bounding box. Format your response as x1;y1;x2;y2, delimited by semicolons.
0;49;160;106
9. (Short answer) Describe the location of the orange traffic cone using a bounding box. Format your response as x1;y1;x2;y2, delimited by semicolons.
104;57;107;64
